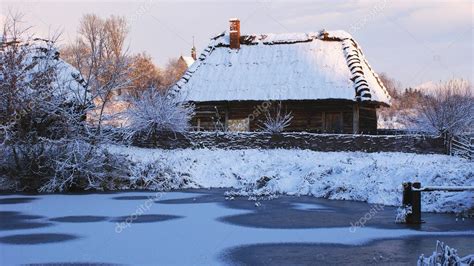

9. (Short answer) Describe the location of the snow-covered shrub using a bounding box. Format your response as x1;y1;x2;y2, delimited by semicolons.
395;205;412;223
377;74;474;133
418;241;474;266
1;139;133;192
225;175;280;201
124;88;194;139
409;79;473;135
39;141;132;192
258;102;293;133
128;160;196;190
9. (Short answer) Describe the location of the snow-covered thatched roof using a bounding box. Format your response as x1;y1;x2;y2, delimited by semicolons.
173;30;391;106
30;39;88;103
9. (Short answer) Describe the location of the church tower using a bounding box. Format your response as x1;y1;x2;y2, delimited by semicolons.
191;36;197;60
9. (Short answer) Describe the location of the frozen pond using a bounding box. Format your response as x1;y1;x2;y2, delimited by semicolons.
0;189;473;265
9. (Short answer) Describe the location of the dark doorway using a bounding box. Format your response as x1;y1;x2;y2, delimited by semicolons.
324;112;343;133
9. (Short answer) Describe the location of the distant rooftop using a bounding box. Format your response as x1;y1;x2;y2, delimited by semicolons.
179;56;195;67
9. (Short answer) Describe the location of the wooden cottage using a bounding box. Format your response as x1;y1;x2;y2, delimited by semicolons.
173;19;391;134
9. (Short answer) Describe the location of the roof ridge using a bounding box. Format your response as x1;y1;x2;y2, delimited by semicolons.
342;38;391;104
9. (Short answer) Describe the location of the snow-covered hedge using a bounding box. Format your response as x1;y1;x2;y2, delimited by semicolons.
109;146;473;213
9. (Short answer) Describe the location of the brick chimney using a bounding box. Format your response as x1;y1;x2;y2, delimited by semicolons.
229;18;240;49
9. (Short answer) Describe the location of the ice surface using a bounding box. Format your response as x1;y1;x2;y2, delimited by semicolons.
1;192;471;265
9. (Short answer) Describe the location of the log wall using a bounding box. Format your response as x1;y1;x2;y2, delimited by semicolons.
191;100;378;134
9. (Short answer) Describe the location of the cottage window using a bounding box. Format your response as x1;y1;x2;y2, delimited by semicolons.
227;118;250;132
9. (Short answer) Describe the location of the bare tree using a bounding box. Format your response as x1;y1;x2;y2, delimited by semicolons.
410;79;474;135
377;73;401;129
127;52;164;98
259;102;293;133
103;15;128;59
379;73;401;100
162;57;188;88
61;14;132;133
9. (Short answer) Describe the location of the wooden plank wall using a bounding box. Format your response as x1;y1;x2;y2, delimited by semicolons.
191;100;378;134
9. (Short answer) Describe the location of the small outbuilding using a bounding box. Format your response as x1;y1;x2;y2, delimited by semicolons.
173;19;391;134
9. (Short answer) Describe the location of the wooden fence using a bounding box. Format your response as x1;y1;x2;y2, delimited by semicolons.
447;134;473;160
123;132;446;154
402;182;474;224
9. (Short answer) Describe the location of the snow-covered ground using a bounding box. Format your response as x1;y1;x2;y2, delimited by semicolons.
108;146;474;213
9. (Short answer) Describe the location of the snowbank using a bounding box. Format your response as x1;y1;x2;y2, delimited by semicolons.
108;146;473;213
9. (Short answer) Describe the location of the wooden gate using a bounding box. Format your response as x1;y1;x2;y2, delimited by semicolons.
447;134;473;160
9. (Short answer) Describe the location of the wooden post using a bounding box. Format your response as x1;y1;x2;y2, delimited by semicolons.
353;103;360;134
411;182;422;224
402;182;412;207
403;182;422;224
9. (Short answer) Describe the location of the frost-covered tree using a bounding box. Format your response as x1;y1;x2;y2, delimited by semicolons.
410;79;474;135
259;102;293;133
124;88;194;139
